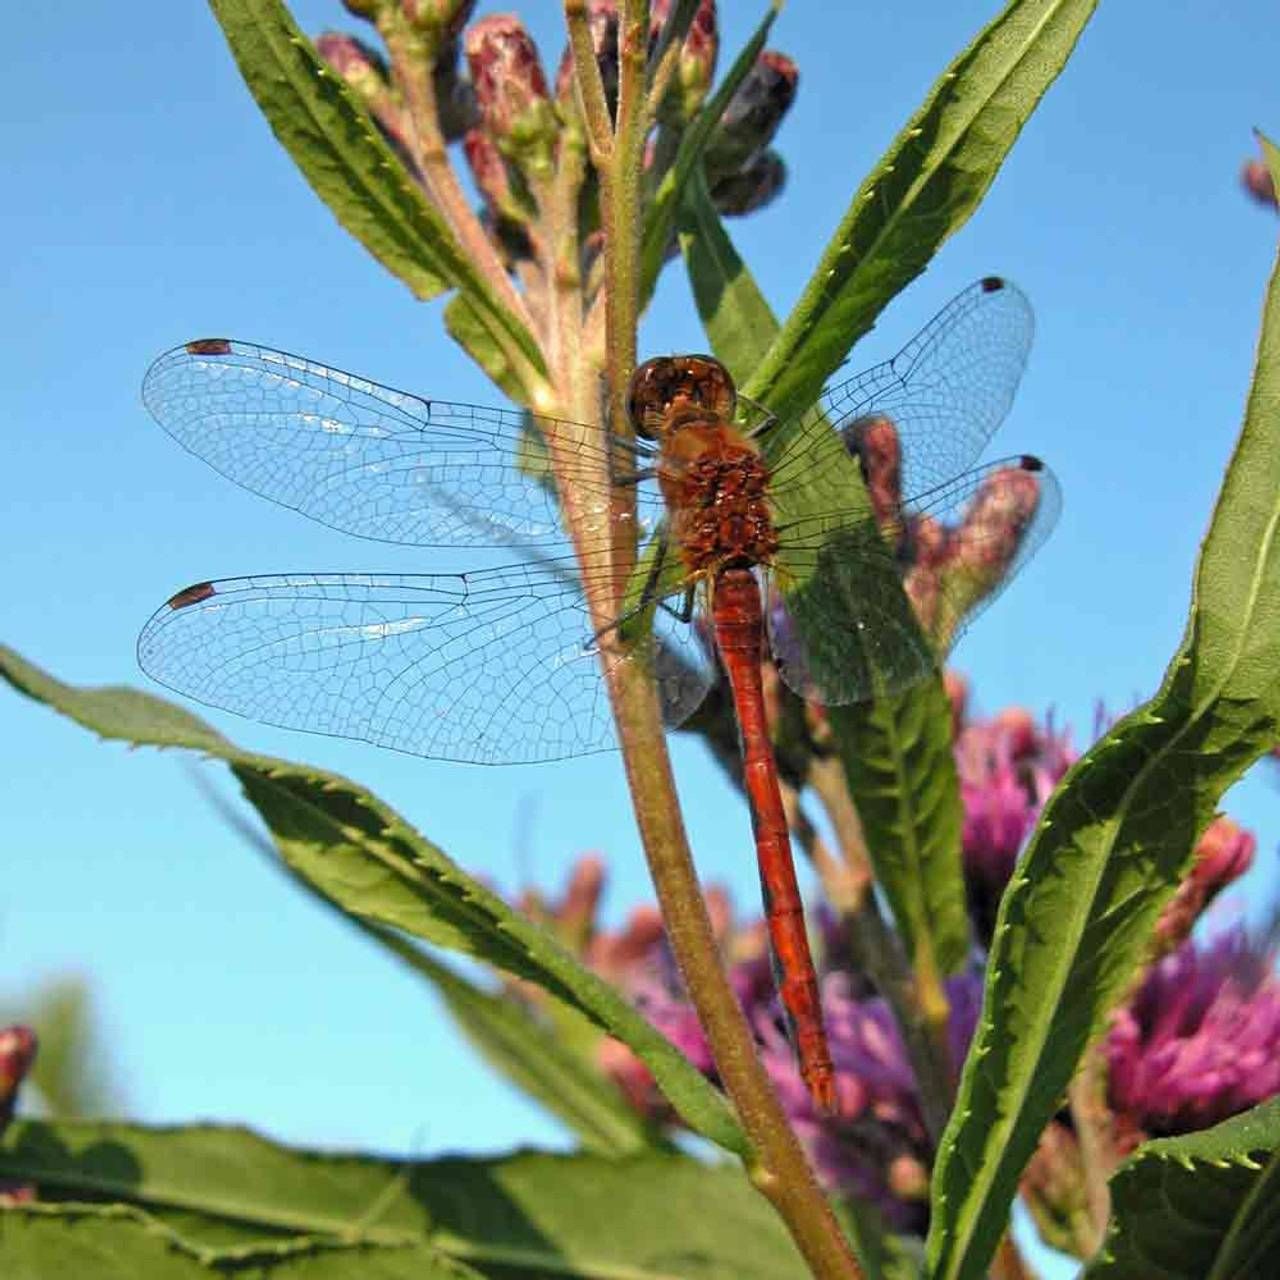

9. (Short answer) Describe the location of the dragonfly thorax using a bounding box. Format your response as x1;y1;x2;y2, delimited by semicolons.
660;426;780;574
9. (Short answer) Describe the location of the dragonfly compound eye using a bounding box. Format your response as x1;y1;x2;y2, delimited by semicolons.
627;355;737;438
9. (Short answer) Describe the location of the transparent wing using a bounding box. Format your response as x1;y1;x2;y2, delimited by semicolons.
769;456;1060;704
137;559;713;764
766;277;1034;502
143;339;664;552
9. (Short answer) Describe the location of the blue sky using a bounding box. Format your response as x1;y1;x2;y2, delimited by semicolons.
4;0;1280;1268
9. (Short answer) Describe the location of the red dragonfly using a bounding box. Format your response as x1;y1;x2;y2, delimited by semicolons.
138;277;1058;1112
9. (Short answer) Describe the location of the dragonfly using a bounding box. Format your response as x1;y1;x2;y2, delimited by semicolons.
137;277;1059;1113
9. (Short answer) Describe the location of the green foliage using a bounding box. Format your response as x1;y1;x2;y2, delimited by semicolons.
1084;1096;1280;1278
0;644;744;1158
206;0;547;398
740;0;1100;429
0;1120;808;1278
926;242;1280;1280
0;1202;485;1278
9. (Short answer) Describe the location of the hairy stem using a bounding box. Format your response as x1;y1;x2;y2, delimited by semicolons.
607;663;863;1279
552;4;862;1273
381;19;533;331
1068;1045;1118;1258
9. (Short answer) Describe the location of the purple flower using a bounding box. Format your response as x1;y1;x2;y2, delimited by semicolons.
755;972;982;1230
1105;928;1280;1138
954;701;1075;944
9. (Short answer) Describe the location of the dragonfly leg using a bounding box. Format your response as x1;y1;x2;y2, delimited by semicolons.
587;534;675;648
660;584;696;623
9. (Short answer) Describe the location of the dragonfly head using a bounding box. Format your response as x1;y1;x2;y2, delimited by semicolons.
628;354;737;439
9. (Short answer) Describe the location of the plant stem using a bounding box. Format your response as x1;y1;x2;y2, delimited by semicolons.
381;19;533;331
554;5;863;1274
607;663;863;1279
1068;1045;1118;1257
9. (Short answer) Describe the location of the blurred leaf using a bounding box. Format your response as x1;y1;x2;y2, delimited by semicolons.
444;294;535;405
0;1120;808;1278
0;1202;480;1279
676;195;969;977
741;0;1099;429
198;772;654;1156
1083;1096;1280;1279
207;0;546;395
1;977;119;1118
927;234;1280;1279
0;646;745;1157
638;3;777;308
384;945;665;1158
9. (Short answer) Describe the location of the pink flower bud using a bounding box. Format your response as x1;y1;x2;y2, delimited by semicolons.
0;1026;37;1136
1154;816;1256;951
841;413;904;541
1242;157;1278;209
465;15;560;178
651;0;718;124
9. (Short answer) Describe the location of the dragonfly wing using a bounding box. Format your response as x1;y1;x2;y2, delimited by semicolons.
137;561;632;764
766;277;1034;503
769;456;1060;704
767;532;939;706
143;340;663;553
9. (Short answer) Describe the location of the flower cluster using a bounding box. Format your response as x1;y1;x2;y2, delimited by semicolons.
513;677;1271;1237
315;0;800;374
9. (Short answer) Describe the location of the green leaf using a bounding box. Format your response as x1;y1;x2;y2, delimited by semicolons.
638;3;778;308
1083;1096;1280;1279
675;196;970;979
443;294;536;405
207;0;546;394
0;645;744;1157
676;166;779;382
0;1203;480;1279
927;238;1280;1279
741;0;1099;427
0;1120;808;1278
826;681;968;977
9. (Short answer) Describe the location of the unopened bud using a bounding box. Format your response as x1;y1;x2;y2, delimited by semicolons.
951;462;1042;581
651;0;718;124
1242;157;1278;210
0;1026;37;1135
1155;816;1257;952
706;50;797;176
710;148;786;217
560;854;606;940
400;0;476;40
842;413;903;540
466;16;560;179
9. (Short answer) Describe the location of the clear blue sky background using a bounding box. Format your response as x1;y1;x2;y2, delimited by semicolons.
4;1;1280;1271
